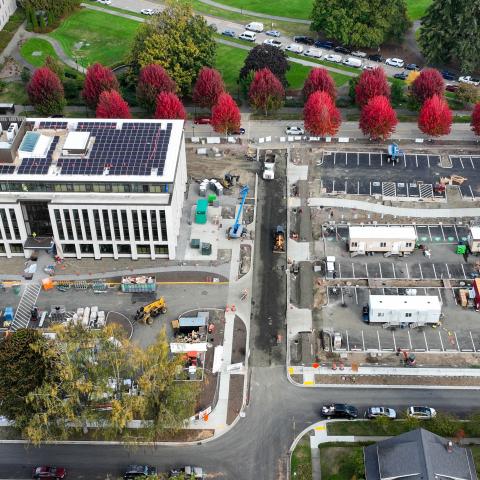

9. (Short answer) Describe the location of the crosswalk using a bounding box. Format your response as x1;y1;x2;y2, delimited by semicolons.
11;283;42;331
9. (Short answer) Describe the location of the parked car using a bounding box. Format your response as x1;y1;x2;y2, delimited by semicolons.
228;127;246;135
394;71;408;80
386;58;405;68
304;48;323;58
324;54;342;63
124;465;157;480
221;29;236;38
264;39;282;48
293;36;315;45
194;117;211;125
285;43;303;54
321;403;358;419
245;22;264;32
32;467;66;480
238;31;256;42
343;57;362;68
334;45;351;54
362;64;375;71
285;126;304;135
440;70;456;81
405;63;420;71
407;406;437;419
365;407;397;419
140;8;154;14
314;40;335;50
351;50;367;58
459;76;480;86
446;84;459;92
368;54;384;62
97;0;112;4
265;30;280;37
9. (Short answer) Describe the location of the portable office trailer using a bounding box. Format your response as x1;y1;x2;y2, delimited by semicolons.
468;226;480;253
368;295;441;326
348;226;416;256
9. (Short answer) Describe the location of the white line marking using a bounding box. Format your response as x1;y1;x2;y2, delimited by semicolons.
454;331;459;350
469;185;475;199
428;225;432;241
365;263;369;277
452;288;457;305
415;155;418;168
407;330;412;350
377;330;381;350
341;287;344;304
445;263;451;278
405;263;409;278
471;157;475;169
368;153;371;166
361;330;365;351
461;264;466;278
427;155;430;168
338;262;342;278
438;287;442;304
423;330;429;351
440;224;445;240
379;262;382;278
470;331;476;352
352;263;355;278
459;157;464;169
346;330;350;350
439;330;444;351
454;224;459;241
432;263;437;279
392;263;396;278
392;331;396;351
419;263;423;279
355;287;358;304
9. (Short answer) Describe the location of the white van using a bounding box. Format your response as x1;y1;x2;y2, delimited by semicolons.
239;31;256;42
245;22;264;32
343;57;362;68
304;48;323;58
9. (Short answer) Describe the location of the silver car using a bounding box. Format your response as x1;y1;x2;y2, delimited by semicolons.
407;406;436;419
285;126;304;135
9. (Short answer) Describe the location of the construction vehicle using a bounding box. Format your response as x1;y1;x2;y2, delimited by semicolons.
263;150;276;180
273;225;285;252
386;143;404;165
228;185;249;239
134;297;167;325
221;173;240;189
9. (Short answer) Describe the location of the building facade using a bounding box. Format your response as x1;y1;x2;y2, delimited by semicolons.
0;118;187;260
0;0;16;31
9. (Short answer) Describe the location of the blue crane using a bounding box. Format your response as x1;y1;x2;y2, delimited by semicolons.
229;185;249;239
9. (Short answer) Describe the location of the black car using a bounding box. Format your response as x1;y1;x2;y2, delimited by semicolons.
293;36;315;45
124;465;157;480
394;71;408;80
334;45;351;54
405;63;420;71
441;70;456;81
321;403;358;419
368;54;384;62
314;40;335;49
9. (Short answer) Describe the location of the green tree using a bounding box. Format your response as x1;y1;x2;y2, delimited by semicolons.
390;81;405;107
0;329;55;428
128;1;216;95
348;76;359;104
373;414;392;433
455;83;479;106
19;0;81;20
310;0;411;48
38;13;46;31
419;0;480;73
43;55;64;79
430;412;459;437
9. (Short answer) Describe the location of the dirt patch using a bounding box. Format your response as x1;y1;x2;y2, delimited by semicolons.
0;59;21;79
221;206;236;219
105;311;133;339
226;374;244;425
315;374;480;386
313;283;327;309
231;315;247;364
195;370;219;412
239;244;251;278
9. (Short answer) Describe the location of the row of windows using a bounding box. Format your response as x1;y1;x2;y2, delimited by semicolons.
62;244;168;255
0;208;20;240
377;312;413;317
0;182;170;194
351;242;413;248
54;208;168;243
0;242;23;253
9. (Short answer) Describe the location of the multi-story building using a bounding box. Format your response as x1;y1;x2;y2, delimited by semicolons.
0;117;187;260
0;0;16;30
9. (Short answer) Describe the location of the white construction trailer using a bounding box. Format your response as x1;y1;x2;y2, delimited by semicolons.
368;295;442;326
468;226;480;253
348;226;417;257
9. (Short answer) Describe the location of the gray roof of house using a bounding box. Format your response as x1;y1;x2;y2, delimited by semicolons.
364;428;478;480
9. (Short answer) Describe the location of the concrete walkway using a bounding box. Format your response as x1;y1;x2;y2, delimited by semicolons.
196;0;310;24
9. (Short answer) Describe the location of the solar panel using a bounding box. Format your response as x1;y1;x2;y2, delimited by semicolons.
17;157;51;175
0;164;15;174
38;121;68;129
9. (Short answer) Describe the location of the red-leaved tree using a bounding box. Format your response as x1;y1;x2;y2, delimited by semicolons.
302;67;337;101
136;64;177;113
359;95;398;140
96;90;131;119
303;91;341;136
472;103;480;136
418;94;452;137
355;67;390;107
193;67;225;110
82;63;119;110
211;93;241;135
27;67;65;116
249;68;285;116
411;68;445;105
154;92;187;120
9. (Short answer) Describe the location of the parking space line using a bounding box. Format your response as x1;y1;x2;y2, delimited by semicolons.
439;330;444;351
380;156;383;167
405;263;409;278
459;158;464;169
423;288;427;295
379;262;382;278
452;288;457;305
419;264;423;279
352;263;355;278
454;331;459;350
471;157;475;169
446;263;451;278
357;181;360;194
392;263;396;278
341;287;344;304
346;330;350;350
469;185;475;199
392;331;396;351
427;226;432;241
432;264;437;279
361;331;365;351
470;331;476;352
377;330;381;350
427;156;430;168
368;153;371;166
407;330;412;350
423;330;429;351
365;264;369;277
333;154;336;165
369;182;372;196
354;287;358;304
461;264;466;278
437;287;442;303
338;263;341;278
415;156;418;168
440;224;445;240
454;224;459;241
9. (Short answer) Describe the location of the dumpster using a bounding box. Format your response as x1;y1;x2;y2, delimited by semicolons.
121;275;156;293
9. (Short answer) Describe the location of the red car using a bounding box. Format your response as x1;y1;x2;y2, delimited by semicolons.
446;84;459;92
33;466;66;480
193;117;211;125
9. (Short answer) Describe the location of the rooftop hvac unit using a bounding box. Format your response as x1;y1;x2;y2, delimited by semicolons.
6;125;16;142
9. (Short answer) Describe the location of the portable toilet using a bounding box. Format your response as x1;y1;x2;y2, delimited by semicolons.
3;307;14;321
195;199;208;224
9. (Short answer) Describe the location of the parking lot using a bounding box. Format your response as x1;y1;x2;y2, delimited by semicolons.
324;287;480;353
317;150;480;200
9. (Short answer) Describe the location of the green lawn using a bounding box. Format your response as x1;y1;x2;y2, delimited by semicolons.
291;438;312;480
0;81;29;105
470;446;480;476
49;9;140;67
20;38;59;67
406;0;431;20
320;445;364;480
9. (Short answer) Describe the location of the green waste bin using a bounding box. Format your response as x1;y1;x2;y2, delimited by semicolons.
208;193;217;203
456;244;467;254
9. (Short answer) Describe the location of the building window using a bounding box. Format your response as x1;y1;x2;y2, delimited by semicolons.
102;210;111;240
406;242;412;247
54;210;64;240
93;210;102;240
405;313;412;318
121;210;129;240
132;211;141;241
0;209;11;240
377;313;384;317
113;210;121;240
118;244;131;254
9;209;19;239
10;243;23;253
82;210;92;240
154;245;169;255
137;244;150;255
72;209;82;240
80;244;94;254
141;210;149;240
0;243;5;253
100;244;114;254
351;242;357;247
380;242;387;247
64;210;74;240
150;211;158;241
159;210;167;240
62;244;76;254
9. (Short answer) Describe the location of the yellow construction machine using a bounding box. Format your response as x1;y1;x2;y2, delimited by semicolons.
134;297;167;325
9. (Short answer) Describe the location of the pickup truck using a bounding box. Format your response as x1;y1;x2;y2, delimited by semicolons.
263;150;276;180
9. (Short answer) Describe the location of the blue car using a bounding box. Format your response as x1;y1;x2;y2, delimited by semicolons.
315;40;335;49
222;29;236;38
440;70;455;81
265;30;280;37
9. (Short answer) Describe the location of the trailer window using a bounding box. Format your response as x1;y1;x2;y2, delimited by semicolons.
377;313;384;317
405;313;412;317
406;242;412;247
380;242;386;247
351;242;357;247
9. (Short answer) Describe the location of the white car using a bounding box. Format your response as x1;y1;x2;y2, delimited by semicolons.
407;406;437;419
304;48;322;58
362;64;375;71
265;30;280;37
385;58;405;68
97;0;112;3
351;50;367;58
140;8;154;14
324;54;342;63
458;76;480;86
263;39;282;48
285;43;303;54
285;126;304;136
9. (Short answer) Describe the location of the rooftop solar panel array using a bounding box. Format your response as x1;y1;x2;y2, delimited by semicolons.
17;157;51;175
38;121;68;129
0;165;15;174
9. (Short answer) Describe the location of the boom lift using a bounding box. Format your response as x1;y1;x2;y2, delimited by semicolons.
134;297;167;325
228;185;249;239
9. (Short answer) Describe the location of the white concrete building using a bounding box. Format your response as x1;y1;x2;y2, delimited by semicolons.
0;118;187;260
348;226;417;255
368;295;442;326
0;0;16;30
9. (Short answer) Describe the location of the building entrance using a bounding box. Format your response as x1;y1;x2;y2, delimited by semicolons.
21;201;52;237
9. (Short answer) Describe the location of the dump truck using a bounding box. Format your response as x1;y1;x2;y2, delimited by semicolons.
134;297;167;325
273;225;285;252
263;150;276;180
